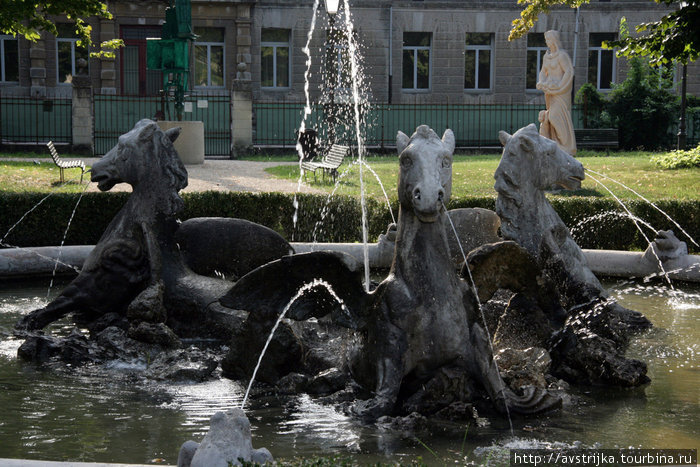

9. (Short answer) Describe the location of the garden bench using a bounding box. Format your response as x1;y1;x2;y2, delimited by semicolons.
301;144;350;182
47;141;86;183
574;128;619;150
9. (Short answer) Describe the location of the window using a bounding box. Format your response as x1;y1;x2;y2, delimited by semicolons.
56;23;88;84
1;35;18;82
194;27;224;87
465;33;493;91
402;32;431;90
261;28;290;88
526;33;547;89
325;28;351;90
588;33;616;90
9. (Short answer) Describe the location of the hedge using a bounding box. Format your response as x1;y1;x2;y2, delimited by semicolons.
1;192;698;254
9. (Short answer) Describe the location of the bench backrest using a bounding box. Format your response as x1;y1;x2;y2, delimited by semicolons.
324;144;349;167
47;141;61;164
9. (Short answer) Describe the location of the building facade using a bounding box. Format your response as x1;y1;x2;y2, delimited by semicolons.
0;0;697;102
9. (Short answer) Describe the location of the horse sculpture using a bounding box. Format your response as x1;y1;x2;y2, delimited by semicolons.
494;124;650;386
17;120;187;336
348;125;561;420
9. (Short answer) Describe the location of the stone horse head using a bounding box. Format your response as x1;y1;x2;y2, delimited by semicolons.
495;123;583;206
396;125;455;223
91;119;188;217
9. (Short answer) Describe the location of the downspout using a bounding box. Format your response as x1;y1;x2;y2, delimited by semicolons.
388;4;393;104
572;7;580;98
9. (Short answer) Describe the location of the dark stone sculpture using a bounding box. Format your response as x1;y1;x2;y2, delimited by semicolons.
494;124;650;386
347;125;561;420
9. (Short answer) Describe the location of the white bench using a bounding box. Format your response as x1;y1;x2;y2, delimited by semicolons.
47;141;86;183
300;144;350;182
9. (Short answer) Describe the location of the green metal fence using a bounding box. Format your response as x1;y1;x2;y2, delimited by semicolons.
0;94;72;145
253;101;587;148
253;100;700;149
94;92;231;156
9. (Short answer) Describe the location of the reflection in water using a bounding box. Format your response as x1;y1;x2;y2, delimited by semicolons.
0;278;697;464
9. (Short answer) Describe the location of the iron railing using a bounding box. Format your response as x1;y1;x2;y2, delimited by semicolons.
253;100;700;149
253;101;588;148
0;94;72;145
94;91;231;156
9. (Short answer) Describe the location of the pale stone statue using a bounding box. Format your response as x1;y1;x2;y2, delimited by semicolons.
536;30;577;155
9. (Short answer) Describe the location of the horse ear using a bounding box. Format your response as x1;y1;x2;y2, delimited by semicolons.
165;127;182;143
498;131;511;147
138;122;159;141
519;134;535;153
396;131;410;155
442;129;455;154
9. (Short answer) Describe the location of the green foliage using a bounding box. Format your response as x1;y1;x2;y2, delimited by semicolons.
0;1;123;58
1;192;698;254
575;83;610;129
605;56;679;149
510;0;700;66
651;143;700;168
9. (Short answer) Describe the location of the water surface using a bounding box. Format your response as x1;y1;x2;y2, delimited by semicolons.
0;279;697;465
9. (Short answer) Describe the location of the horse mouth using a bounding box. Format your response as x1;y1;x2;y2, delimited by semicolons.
562;175;583;190
91;173;118;191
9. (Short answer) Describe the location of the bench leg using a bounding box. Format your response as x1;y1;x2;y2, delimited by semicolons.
60;168;64;183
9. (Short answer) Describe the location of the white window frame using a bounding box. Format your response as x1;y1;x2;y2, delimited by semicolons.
261;29;291;89
56;36;85;85
0;35;19;82
464;33;493;92
402;32;431;91
526;35;548;90
194;35;225;88
589;34;616;91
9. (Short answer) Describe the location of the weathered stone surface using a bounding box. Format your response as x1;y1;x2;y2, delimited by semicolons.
494;294;554;350
190;408;273;467
305;368;348;395
175;217;293;280
128;322;181;348
348;126;561;421
16;120;184;334
495;347;552;389
445;208;501;265
495;124;651;334
177;440;199;467
127;281;167;323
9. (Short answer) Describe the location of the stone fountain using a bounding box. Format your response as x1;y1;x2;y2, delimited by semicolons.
11;120;659;465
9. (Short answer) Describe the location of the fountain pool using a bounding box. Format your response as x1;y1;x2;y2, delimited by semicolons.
0;277;697;465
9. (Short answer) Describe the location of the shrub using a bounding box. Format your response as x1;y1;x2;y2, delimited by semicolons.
606;57;679;150
1;192;698;253
651;144;700;169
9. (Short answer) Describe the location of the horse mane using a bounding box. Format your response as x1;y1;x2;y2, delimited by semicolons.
154;127;188;216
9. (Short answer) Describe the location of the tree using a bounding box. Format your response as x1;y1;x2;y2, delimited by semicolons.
510;0;700;65
0;0;123;58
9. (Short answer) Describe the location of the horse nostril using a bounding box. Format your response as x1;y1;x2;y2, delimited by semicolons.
413;187;421;200
437;189;444;202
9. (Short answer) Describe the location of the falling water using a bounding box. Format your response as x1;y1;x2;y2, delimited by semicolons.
586;168;698;248
444;204;514;436
570;210;657;240
47;183;90;299
240;278;349;408
292;0;321;232
361;160;396;224
342;1;371;293
586;172;674;288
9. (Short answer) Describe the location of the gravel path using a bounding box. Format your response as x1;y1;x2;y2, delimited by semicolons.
13;158;324;194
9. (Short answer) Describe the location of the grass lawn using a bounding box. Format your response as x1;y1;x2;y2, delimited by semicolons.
0;160;91;193
266;152;700;201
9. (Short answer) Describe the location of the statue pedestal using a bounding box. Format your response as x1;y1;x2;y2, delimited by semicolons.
157;120;205;165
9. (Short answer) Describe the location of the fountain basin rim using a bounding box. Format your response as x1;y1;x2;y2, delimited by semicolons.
1;244;699;283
